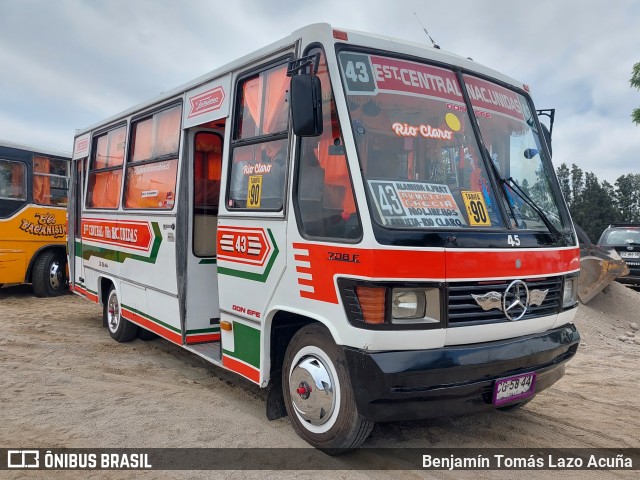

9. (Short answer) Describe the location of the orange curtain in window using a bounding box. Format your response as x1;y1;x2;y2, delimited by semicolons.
33;156;51;204
11;163;24;192
241;64;289;135
107;127;126;167
124;159;178;209
194;134;222;208
89;171;121;208
317;136;356;217
155;106;181;156
194;152;221;207
242;76;262;128
132;118;153;162
262;65;289;134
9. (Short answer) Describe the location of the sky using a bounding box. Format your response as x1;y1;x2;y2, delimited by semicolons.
1;0;639;184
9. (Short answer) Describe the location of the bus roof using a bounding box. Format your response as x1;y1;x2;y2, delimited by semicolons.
0;139;71;159
74;23;528;138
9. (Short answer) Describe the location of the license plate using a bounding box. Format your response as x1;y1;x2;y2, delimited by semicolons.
493;372;536;406
620;252;640;258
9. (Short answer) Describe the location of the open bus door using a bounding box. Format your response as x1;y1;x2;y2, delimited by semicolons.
182;129;224;348
69;135;90;299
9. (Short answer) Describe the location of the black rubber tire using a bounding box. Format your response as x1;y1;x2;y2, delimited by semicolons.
32;250;67;297
103;286;138;342
282;324;374;453
497;397;534;412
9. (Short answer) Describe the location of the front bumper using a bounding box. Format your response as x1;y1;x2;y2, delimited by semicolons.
343;324;580;422
615;268;640;288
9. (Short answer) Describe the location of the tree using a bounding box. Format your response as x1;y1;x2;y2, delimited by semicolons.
632;62;640;125
556;163;571;205
615;174;640;222
571;172;619;242
602;180;617;214
570;164;584;200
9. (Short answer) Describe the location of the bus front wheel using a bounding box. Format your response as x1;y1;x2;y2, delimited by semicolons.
104;286;138;342
282;324;374;453
32;250;67;297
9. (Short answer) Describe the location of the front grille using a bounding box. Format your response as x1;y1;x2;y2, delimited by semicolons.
447;277;563;326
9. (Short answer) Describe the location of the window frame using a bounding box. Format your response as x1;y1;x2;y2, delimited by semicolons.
32;156;70;207
123;101;183;211
226;55;293;213
292;44;363;243
192;130;223;258
85;122;128;210
74;157;87;235
0;158;28;202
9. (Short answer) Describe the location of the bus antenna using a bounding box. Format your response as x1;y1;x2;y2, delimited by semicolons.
414;12;440;49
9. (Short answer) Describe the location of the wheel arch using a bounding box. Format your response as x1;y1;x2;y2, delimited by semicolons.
264;307;339;386
98;275;118;306
98;275;118;327
25;244;67;283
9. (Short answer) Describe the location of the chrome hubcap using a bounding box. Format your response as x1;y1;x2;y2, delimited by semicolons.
289;355;335;426
107;292;120;332
49;261;62;289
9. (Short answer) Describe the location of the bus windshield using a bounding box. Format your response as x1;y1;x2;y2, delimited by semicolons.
338;51;566;233
463;73;565;231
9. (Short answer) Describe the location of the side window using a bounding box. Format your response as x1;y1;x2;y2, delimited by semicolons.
193;132;222;257
228;62;289;210
86;125;126;209
0;159;27;201
33;156;69;206
124;104;181;209
296;49;362;240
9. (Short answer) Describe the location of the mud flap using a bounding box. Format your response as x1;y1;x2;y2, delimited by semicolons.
265;372;287;420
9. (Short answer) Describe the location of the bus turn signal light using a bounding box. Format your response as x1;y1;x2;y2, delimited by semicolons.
355;287;386;324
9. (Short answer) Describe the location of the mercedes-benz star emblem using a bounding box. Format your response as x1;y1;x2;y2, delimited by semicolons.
502;280;530;321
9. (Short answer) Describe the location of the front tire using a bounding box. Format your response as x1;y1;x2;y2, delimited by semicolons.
282;324;374;453
32;250;67;297
103;286;138;342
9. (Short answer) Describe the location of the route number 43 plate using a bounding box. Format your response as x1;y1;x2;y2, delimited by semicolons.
493;372;536;406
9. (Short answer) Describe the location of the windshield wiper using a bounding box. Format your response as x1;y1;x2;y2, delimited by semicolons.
480;146;561;240
502;177;562;241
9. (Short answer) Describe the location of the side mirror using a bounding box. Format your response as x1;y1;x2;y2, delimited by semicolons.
290;74;323;137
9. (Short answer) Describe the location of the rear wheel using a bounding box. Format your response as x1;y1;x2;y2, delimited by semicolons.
32;250;67;297
104;286;138;342
282;324;374;453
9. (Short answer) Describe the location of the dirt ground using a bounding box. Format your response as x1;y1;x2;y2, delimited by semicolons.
1;281;639;479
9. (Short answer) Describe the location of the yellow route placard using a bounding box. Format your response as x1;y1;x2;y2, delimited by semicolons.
247;175;262;208
461;191;490;226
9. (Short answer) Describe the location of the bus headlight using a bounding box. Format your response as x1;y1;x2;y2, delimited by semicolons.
562;276;579;308
391;288;440;324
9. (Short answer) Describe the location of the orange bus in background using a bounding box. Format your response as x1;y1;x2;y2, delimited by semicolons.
0;140;71;296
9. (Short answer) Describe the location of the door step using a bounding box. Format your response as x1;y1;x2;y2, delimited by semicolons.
184;342;222;365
